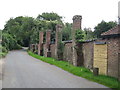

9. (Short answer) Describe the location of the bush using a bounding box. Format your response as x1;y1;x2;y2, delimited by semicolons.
0;45;8;58
0;45;8;53
75;29;84;42
2;33;22;50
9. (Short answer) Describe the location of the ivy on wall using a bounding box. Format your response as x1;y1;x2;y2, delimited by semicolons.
75;29;84;43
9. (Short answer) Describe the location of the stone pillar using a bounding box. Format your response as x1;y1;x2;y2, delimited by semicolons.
45;30;51;57
55;24;63;60
72;15;82;66
38;31;44;55
46;30;51;50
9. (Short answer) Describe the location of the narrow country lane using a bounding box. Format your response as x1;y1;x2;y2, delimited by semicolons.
2;49;109;88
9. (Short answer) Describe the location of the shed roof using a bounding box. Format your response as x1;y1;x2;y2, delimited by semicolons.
101;25;120;36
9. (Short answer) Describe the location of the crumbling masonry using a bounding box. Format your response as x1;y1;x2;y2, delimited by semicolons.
72;15;82;66
30;15;120;80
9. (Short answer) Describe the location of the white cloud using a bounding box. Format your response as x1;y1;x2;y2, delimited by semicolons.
0;0;119;30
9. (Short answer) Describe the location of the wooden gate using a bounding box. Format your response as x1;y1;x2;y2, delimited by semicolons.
94;43;107;75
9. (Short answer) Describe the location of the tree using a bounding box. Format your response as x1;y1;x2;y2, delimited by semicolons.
84;28;94;40
2;33;21;50
2;12;64;48
36;12;63;43
37;12;62;21
94;20;117;38
3;16;36;46
62;23;72;41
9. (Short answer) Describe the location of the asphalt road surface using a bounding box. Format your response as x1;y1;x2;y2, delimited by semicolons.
2;50;109;88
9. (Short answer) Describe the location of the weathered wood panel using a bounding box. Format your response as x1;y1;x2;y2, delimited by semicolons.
94;44;107;75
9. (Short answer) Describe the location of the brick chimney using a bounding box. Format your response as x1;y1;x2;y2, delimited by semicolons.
46;30;51;49
72;15;82;30
45;30;51;57
55;24;63;60
38;31;44;55
72;15;83;66
55;24;63;44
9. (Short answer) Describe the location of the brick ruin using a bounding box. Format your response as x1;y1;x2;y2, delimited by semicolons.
55;24;63;60
38;31;44;56
44;30;51;57
30;15;120;80
72;15;82;66
99;25;120;79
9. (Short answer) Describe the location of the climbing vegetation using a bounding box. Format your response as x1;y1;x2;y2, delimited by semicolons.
75;29;85;42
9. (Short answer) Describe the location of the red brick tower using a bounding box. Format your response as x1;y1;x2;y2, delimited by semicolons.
38;31;44;55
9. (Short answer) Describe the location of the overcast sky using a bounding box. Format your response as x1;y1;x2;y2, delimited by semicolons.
0;0;119;30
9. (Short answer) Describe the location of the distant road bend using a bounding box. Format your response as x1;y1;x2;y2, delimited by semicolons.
2;50;109;88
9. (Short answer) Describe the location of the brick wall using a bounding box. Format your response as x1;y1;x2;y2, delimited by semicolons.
50;44;56;59
43;43;46;57
62;41;94;68
107;38;119;78
96;37;119;78
63;42;73;64
100;25;120;78
34;15;120;79
82;42;94;69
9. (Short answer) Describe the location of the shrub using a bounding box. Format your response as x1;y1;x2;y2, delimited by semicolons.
75;29;84;41
2;33;22;50
0;46;8;53
0;45;8;58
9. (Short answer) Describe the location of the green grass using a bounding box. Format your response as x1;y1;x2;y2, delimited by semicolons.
28;51;120;89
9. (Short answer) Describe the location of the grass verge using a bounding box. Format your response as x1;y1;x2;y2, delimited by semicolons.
28;51;120;89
